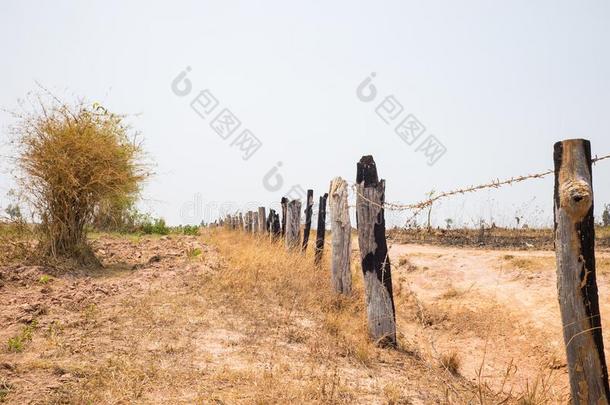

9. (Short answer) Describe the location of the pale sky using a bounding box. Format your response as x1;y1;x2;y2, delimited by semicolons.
2;0;610;227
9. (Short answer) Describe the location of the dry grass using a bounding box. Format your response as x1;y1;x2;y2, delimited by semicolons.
207;229;373;366
501;254;555;273
397;255;418;272
439;351;461;376
2;230;570;403
10;95;149;264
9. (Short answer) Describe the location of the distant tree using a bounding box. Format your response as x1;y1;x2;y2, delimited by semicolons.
4;204;22;221
603;204;610;227
445;218;453;230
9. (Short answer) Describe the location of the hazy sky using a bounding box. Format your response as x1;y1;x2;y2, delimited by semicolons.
2;0;610;227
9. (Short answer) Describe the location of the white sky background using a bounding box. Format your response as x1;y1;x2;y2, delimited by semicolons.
1;0;610;228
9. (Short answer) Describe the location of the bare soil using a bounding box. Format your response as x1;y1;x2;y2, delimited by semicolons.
3;231;608;403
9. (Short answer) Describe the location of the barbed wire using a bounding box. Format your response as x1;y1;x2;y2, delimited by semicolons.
350;153;610;214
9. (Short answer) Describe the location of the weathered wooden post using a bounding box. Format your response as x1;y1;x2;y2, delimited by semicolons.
315;193;329;265
239;212;244;231
330;177;352;294
252;212;259;235
266;208;275;235
302;189;314;251
281;197;288;236
285;200;302;250
554;139;610;403
245;211;252;233
258;207;266;233
271;211;281;239
356;156;396;347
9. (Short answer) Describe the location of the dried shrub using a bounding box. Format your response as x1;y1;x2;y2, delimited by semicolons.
439;351;461;375
11;95;149;265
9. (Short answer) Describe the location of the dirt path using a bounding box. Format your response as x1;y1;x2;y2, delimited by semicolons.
388;243;610;400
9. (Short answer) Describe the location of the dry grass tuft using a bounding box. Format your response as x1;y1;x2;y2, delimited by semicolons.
516;370;563;405
398;255;417;272
439;285;464;300
439;351;461;376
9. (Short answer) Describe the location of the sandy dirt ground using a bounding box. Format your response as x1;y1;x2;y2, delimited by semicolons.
389;243;610;401
3;232;610;403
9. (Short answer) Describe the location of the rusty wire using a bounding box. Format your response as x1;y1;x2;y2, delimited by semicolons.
350;152;610;214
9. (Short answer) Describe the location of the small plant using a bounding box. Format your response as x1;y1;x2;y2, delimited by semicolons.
140;217;170;235
7;321;37;353
181;225;200;236
445;218;453;230
440;286;461;299
187;247;202;259
398;255;417;272
4;204;22;221
6;336;24;353
603;204;610;227
440;351;461;375
0;379;12;402
38;274;52;284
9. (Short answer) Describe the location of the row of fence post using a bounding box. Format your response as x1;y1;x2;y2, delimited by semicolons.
218;155;398;347
216;140;610;401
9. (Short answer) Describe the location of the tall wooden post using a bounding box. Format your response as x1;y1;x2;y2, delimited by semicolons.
258;207;266;233
302;189;314;251
266;209;274;235
281;197;288;236
252;212;259;234
356;156;396;347
245;211;252;233
329;177;352;294
554;139;610;403
285;200;302;250
315;193;329;265
271;210;281;238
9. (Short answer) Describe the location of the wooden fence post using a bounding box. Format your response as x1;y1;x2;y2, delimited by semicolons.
356;155;396;347
258;207;266;233
302;189;314;251
281;197;288;236
329;177;352;294
245;211;252;233
252;212;259;234
285;199;302;250
554;139;610;403
266;209;274;236
315;193;329;264
271;210;281;239
239;213;244;231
